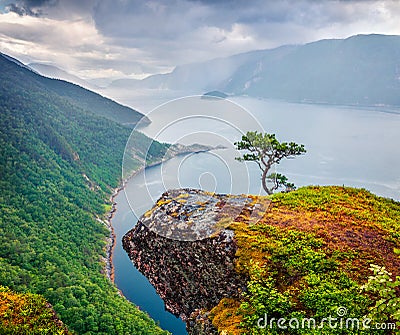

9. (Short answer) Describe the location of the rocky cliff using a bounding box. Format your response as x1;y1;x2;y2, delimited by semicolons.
123;186;400;335
123;188;268;333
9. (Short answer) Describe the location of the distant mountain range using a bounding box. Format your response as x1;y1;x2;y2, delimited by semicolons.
226;34;400;106
108;34;400;106
107;48;271;91
28;62;97;90
8;33;400;108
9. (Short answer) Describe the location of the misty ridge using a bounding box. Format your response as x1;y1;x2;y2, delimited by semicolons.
102;34;400;107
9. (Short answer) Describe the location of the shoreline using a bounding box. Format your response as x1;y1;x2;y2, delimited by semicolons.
103;146;218;283
104;187;121;282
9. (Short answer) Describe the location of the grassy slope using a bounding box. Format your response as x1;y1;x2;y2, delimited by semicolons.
210;186;400;334
0;55;169;334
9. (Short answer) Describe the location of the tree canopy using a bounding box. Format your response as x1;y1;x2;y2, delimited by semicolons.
235;131;306;194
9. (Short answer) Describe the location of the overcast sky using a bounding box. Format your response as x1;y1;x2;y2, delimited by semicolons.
1;0;400;80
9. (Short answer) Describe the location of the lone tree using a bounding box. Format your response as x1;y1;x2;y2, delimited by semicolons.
235;131;306;194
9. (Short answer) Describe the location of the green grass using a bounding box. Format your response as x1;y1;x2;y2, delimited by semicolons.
210;186;400;334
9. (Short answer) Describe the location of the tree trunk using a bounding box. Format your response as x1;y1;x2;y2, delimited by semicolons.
261;167;272;195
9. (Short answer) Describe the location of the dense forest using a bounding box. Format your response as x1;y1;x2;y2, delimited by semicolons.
0;54;169;334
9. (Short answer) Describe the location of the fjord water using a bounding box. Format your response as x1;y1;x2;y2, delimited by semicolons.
112;96;400;335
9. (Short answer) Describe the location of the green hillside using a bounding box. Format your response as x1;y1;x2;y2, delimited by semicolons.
0;54;169;334
1;53;149;127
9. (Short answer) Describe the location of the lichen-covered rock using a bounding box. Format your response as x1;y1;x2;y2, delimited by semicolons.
122;188;265;332
138;188;263;241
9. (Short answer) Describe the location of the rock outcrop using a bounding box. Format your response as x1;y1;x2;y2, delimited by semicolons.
122;188;267;334
134;188;265;241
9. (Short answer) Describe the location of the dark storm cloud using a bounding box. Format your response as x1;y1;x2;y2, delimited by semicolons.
4;0;95;19
90;0;341;42
88;0;346;62
4;0;391;39
6;3;35;16
5;0;58;16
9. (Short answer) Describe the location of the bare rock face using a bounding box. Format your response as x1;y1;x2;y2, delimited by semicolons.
122;189;256;334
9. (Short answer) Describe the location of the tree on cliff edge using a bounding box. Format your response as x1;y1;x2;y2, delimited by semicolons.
235;131;306;195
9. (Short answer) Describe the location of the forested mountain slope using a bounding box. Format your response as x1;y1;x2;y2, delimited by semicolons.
0;54;169;334
1;53;148;127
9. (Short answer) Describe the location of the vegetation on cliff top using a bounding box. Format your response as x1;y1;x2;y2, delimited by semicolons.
0;286;71;334
209;186;400;334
